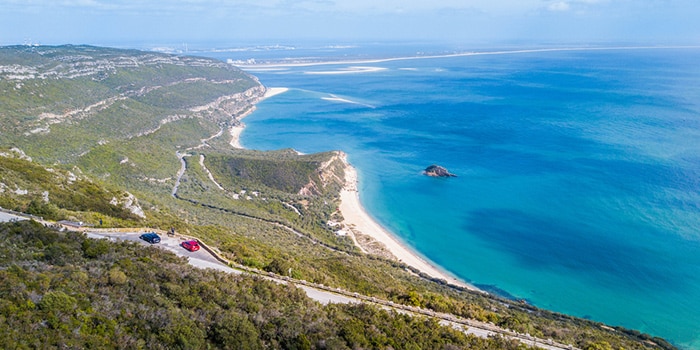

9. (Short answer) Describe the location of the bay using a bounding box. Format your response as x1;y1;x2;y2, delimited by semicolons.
202;46;700;348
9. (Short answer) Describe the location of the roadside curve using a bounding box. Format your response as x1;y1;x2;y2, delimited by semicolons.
0;209;577;350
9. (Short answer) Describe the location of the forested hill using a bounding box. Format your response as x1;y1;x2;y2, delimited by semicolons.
0;220;514;349
0;45;262;164
0;45;674;350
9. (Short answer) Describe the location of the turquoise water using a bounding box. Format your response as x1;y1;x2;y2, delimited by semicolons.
222;48;699;348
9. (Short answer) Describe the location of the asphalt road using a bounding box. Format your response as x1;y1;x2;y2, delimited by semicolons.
86;231;227;267
84;230;360;305
0;211;28;222
85;231;579;349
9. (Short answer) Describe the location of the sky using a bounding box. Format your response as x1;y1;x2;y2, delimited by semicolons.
1;0;699;47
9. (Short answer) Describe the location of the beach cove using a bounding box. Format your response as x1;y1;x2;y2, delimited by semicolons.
233;86;477;291
338;154;476;290
229;48;700;349
230;87;289;149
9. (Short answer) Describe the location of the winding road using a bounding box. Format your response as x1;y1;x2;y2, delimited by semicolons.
81;229;578;350
0;209;577;350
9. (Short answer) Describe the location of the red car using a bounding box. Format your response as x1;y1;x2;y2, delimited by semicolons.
181;240;200;252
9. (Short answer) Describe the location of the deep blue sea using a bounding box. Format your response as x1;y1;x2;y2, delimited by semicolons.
199;46;700;349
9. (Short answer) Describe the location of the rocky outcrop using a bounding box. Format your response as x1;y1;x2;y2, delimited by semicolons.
110;192;146;219
298;151;346;196
423;164;456;177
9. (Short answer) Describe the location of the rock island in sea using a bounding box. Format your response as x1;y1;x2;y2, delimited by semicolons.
423;164;457;177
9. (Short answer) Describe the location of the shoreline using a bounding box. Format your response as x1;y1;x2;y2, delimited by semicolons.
338;155;478;291
229;87;289;149
237;86;477;291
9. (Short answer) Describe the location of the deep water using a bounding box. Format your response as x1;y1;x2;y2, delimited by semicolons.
204;47;700;348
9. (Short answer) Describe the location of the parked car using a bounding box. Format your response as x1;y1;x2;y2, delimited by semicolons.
181;240;200;252
139;232;161;244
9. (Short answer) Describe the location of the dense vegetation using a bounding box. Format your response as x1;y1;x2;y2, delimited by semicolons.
0;44;259;165
0;220;533;349
206;151;328;194
0;153;141;224
0;45;676;350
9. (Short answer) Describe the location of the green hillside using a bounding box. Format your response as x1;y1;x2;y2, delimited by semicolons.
0;220;522;350
0;45;675;350
0;150;141;224
0;44;259;164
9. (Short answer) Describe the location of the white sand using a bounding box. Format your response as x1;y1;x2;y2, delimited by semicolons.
230;126;245;149
235;46;694;69
230;87;289;149
263;87;289;99
338;157;477;291
233;86;477;291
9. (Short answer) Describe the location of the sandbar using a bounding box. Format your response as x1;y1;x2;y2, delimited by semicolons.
338;155;477;291
234;46;698;70
263;87;289;99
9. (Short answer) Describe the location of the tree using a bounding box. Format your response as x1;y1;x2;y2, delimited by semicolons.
209;312;263;350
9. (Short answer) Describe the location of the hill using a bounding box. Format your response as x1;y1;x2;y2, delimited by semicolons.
0;220;520;349
0;45;675;349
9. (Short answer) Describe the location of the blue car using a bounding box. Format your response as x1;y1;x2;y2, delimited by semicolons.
139;232;161;244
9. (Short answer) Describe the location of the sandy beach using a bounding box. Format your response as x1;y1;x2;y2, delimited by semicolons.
236;87;476;291
338;156;477;291
230;87;289;148
262;87;290;99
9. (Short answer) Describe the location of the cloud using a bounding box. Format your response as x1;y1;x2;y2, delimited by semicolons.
545;0;615;12
1;0;698;45
0;0;564;17
60;0;104;6
548;1;571;11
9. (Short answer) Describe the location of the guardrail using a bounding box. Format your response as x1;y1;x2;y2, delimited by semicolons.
193;238;231;266
89;226;232;267
0;206;43;221
177;237;577;349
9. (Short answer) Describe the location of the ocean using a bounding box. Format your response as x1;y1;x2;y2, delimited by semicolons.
197;45;700;349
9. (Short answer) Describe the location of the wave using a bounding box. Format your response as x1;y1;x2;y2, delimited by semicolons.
321;94;375;108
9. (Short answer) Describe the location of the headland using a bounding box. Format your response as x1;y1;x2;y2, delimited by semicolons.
235;87;476;291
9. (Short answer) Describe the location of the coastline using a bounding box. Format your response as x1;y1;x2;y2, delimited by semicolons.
337;155;478;291
229;87;289;149
233;87;477;291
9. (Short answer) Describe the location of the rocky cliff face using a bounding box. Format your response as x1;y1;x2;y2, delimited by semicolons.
298;151;346;196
